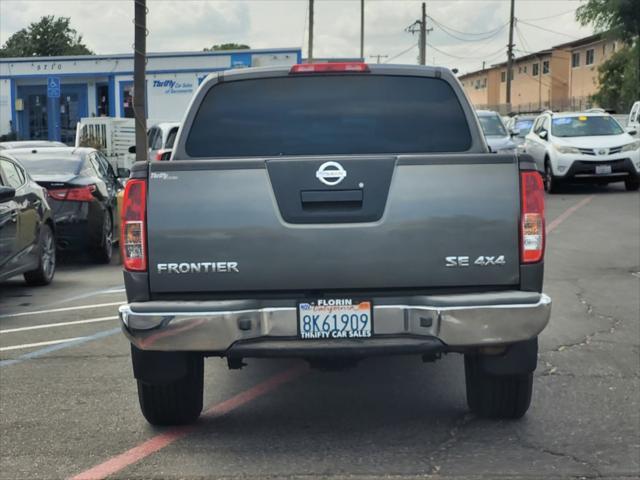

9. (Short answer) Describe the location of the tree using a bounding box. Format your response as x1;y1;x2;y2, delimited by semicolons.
203;43;250;52
576;0;640;110
0;16;93;57
591;45;639;111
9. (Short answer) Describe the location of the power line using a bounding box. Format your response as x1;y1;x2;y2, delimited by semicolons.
427;16;509;37
427;42;505;61
519;9;576;22
517;19;581;40
384;42;418;63
429;17;508;42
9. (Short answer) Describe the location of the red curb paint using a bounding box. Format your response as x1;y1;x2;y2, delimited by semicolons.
547;196;594;233
70;365;307;480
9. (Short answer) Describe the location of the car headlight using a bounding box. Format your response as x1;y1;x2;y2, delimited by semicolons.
621;141;640;152
553;144;580;154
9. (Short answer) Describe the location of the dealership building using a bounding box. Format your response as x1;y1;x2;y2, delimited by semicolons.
0;48;301;143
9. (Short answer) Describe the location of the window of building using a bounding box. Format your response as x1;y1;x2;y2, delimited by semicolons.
532;63;539;76
572;52;580;68
501;71;506;83
523;65;528;74
518;66;522;74
586;49;595;65
542;60;550;74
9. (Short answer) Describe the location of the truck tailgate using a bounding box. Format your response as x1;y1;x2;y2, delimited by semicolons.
147;154;520;293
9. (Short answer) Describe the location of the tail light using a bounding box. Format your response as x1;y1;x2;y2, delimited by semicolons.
120;179;147;271
48;185;96;202
155;151;163;161
290;62;370;74
520;171;545;263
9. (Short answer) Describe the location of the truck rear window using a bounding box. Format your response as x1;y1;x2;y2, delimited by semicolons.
185;75;472;157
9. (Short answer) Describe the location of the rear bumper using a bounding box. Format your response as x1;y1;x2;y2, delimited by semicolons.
119;291;551;356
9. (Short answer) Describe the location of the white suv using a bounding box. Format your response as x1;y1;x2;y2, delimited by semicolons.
524;111;640;192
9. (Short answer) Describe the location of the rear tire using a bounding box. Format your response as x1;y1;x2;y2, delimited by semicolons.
137;354;204;426
92;212;113;264
625;177;640;191
464;355;533;419
544;160;560;193
24;224;56;286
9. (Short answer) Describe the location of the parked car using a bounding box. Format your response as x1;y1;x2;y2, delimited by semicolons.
147;122;180;161
476;110;517;153
4;147;124;263
0;154;56;285
628;101;639;134
0;140;66;150
508;115;537;149
524;111;640;192
120;63;551;425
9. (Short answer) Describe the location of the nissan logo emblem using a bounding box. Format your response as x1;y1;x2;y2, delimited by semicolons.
316;161;347;186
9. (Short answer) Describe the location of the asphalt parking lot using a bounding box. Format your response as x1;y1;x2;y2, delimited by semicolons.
1;185;638;480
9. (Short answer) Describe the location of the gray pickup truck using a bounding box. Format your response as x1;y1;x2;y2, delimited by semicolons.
119;63;551;425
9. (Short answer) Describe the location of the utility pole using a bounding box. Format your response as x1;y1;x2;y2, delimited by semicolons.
420;2;426;66
505;0;515;112
133;0;148;161
369;54;388;64
405;3;431;66
308;0;314;63
360;0;365;61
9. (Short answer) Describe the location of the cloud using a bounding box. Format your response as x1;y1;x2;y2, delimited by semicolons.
0;0;594;73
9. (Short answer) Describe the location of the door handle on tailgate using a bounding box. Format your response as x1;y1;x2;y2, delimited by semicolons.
300;189;363;209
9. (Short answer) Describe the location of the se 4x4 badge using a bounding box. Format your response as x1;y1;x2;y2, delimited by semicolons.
445;255;506;267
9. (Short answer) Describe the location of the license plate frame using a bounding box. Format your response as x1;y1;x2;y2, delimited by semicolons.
595;164;612;175
297;299;373;340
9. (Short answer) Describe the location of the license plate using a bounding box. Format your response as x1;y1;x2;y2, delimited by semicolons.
596;165;612;175
298;299;372;339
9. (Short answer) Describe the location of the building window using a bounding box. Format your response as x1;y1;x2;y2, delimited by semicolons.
586;49;595;65
523;65;528;74
572;52;580;68
518;66;522;74
501;71;506;82
542;60;550;74
532;63;539;76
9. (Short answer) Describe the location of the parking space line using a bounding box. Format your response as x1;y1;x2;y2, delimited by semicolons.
0;337;86;352
0;316;118;334
0;327;121;368
69;364;308;480
547;196;594;233
0;301;124;319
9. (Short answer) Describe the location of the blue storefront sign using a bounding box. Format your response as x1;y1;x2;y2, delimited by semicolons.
47;77;60;98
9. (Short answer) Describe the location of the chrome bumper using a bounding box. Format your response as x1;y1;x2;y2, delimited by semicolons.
119;292;551;354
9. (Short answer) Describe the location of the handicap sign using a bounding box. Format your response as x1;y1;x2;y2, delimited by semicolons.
47;77;60;98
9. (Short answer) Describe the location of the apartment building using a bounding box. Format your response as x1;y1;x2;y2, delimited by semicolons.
459;33;620;113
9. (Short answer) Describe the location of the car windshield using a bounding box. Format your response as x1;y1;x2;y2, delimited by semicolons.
9;155;82;175
514;119;534;137
478;115;507;137
551;115;624;137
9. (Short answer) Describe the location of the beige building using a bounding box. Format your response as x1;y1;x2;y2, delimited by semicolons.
459;34;620;113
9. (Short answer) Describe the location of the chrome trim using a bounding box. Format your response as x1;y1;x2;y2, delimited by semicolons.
120;294;551;352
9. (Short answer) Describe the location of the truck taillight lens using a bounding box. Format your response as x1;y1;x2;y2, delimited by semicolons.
121;179;147;271
520;171;545;263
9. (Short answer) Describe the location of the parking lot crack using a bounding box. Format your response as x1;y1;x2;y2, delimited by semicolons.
514;432;603;478
543;289;624;356
427;412;475;474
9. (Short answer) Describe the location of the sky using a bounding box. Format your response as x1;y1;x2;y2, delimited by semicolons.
0;0;595;74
